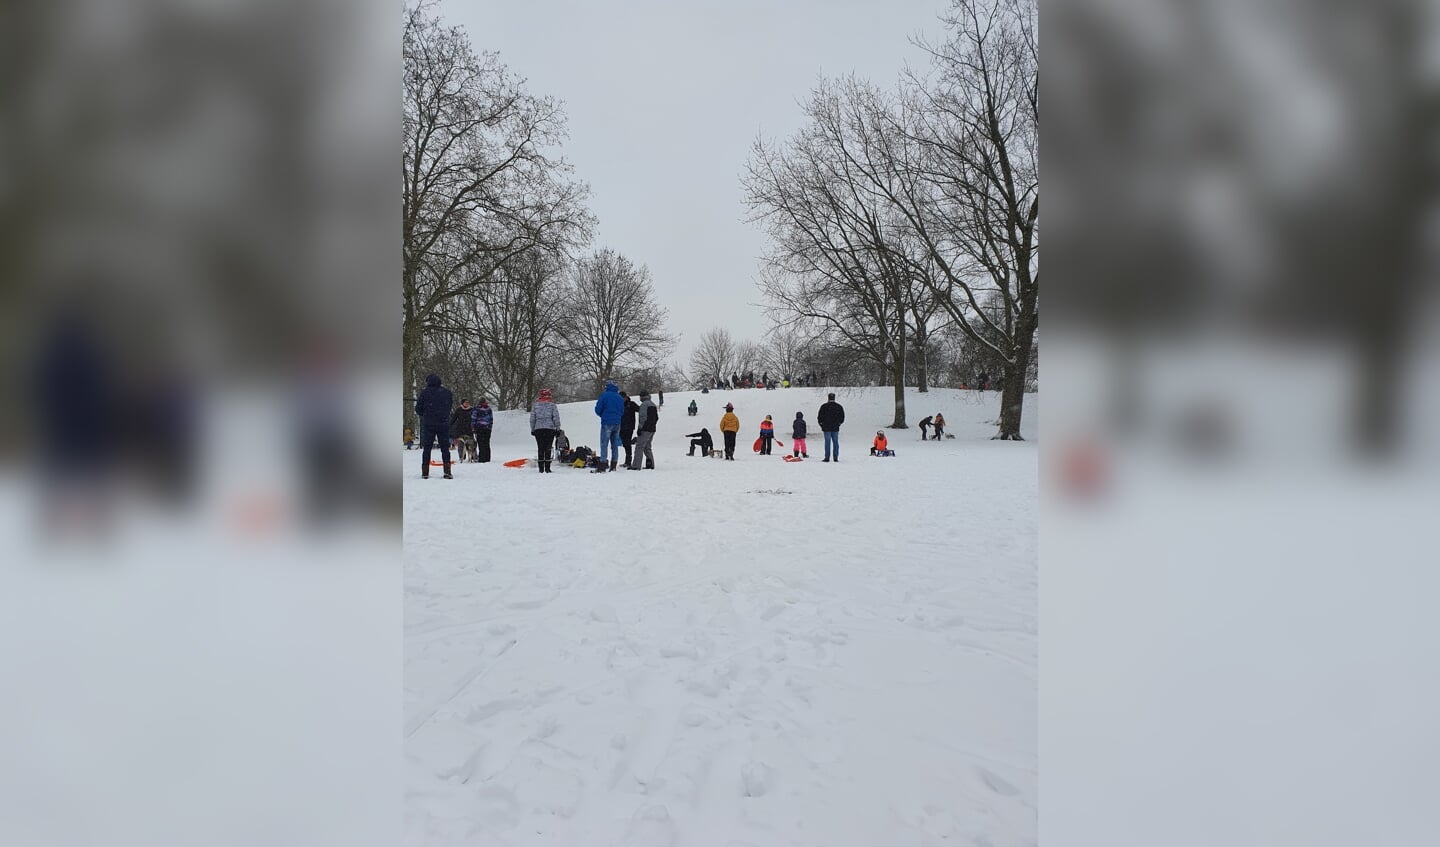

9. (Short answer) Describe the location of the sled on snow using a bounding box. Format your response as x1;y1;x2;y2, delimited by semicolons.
502;458;531;468
782;455;804;463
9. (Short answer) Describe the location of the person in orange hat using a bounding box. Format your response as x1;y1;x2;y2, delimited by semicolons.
870;430;889;455
719;403;740;460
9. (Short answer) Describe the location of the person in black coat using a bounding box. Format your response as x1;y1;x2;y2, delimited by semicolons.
413;373;454;478
817;392;845;462
790;412;809;458
619;391;640;468
449;399;476;462
918;414;934;441
685;427;714;457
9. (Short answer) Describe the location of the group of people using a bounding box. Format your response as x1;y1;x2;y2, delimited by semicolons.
706;370;825;391
415;375;935;478
684;392;847;462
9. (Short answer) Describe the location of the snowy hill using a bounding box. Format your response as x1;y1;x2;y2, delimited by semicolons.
404;387;1037;845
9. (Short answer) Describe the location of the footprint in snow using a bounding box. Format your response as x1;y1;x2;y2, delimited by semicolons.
613;804;677;847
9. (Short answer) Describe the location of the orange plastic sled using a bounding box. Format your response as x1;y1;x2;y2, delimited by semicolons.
503;458;530;468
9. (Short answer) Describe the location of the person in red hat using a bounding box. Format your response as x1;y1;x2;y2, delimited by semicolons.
529;388;562;473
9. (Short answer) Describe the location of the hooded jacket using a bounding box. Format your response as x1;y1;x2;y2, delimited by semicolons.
472;402;493;429
594;382;624;425
638;397;659;433
685;428;714;450
719;411;740;433
873;433;888;451
450;405;474;436
621;396;640;434
414;374;454;431
791;413;807;440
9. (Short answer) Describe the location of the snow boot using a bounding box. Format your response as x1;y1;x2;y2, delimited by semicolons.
609;459;617;472
443;462;453;479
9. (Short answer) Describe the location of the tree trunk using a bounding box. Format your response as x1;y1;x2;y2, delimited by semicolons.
916;325;930;393
403;310;422;428
891;359;908;428
995;312;1036;440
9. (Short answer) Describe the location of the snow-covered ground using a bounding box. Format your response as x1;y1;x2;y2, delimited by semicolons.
404;387;1037;846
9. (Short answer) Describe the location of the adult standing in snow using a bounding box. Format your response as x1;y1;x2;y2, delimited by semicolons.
593;380;624;472
413;373;453;479
918;414;934;441
719;403;740;460
686;427;714;456
817;392;845;462
529;388;561;474
790;412;809;458
472;397;494;462
629;390;659;470
450;399;475;462
978;372;990;391
758;415;775;455
619;390;640;470
658;390;664;406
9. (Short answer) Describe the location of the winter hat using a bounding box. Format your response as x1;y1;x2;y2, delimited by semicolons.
539;388;552;401
478;398;488;406
795;411;803;418
828;392;836;401
605;380;618;392
425;373;441;387
640;390;651;400
725;403;734;411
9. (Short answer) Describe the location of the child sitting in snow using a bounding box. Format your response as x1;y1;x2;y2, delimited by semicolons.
870;431;890;456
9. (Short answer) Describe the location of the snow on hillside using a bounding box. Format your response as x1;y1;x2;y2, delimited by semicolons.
405;387;1037;846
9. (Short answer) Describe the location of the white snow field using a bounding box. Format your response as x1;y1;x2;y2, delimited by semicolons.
405;387;1036;846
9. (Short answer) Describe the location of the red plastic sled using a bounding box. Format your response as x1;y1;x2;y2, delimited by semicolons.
753;436;786;452
502;458;529;468
783;455;804;463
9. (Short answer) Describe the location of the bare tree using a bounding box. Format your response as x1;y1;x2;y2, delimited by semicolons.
402;2;592;402
889;0;1038;438
564;248;675;393
745;78;924;427
759;322;811;381
688;327;737;387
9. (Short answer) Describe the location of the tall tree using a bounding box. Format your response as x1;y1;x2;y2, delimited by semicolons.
745;78;922;428
564;248;675;393
402;2;591;401
891;0;1038;438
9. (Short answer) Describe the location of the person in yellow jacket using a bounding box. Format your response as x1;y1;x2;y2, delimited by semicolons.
719;403;740;460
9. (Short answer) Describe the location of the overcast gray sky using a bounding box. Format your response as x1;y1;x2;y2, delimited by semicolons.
439;0;949;369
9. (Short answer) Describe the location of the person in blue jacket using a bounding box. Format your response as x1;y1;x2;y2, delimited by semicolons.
413;373;453;478
593;380;625;472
